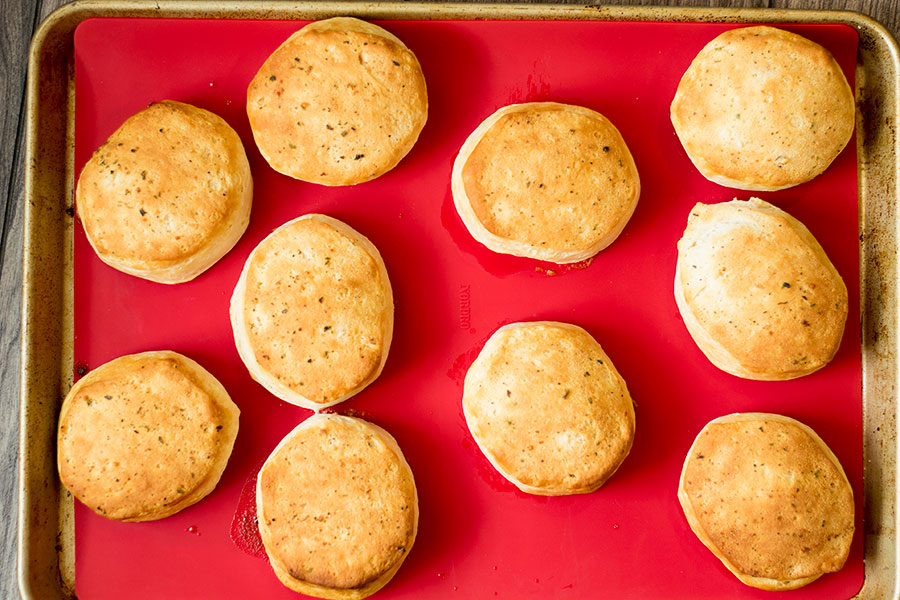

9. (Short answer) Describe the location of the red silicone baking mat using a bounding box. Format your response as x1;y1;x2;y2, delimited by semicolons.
72;17;861;599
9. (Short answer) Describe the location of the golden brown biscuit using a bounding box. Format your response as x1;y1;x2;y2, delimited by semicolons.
257;413;418;599
247;17;428;186
76;100;253;283
57;351;240;522
671;26;854;191
230;214;393;410
462;321;635;495
675;198;847;380
678;413;854;590
452;102;640;263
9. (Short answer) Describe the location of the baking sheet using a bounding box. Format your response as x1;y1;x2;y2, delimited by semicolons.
21;3;896;598
71;16;862;599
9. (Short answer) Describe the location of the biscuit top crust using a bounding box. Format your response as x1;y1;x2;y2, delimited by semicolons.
241;217;391;405
461;103;639;253
76;100;251;269
58;354;228;521
247;17;428;185
677;199;847;378
670;26;854;189
258;415;416;590
463;322;634;493
681;414;854;581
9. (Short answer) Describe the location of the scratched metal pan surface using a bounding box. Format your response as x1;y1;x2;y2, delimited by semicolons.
19;2;899;599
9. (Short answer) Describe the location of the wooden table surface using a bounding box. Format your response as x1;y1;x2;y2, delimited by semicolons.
2;0;897;597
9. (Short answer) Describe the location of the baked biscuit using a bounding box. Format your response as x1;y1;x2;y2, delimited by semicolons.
462;322;634;495
76;100;252;283
230;214;393;410
671;26;854;191
675;198;847;380
452;102;640;263
247;17;428;185
57;351;240;522
678;413;854;590
257;413;418;599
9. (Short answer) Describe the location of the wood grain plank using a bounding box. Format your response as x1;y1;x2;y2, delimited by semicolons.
0;0;39;280
0;137;26;600
2;1;68;598
1;0;40;594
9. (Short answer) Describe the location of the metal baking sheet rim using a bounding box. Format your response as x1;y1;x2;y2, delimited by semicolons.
18;2;900;599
